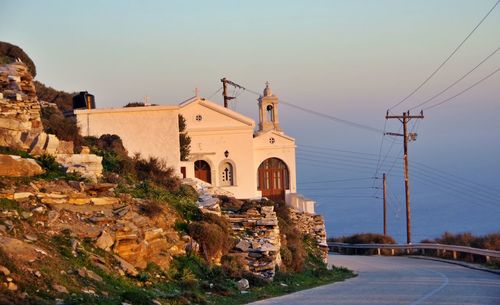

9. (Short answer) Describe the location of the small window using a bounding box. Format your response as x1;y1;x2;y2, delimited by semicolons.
221;162;234;186
195;115;203;121
269;137;275;144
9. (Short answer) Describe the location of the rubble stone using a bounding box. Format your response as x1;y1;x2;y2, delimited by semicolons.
96;230;114;251
0;154;44;177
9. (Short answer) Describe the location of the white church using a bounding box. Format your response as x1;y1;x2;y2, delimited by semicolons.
74;83;315;213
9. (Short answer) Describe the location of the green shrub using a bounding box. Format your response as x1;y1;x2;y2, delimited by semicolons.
0;198;20;212
120;289;154;305
36;154;60;172
0;146;31;158
174;221;189;234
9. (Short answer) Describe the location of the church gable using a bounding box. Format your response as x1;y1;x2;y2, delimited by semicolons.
180;98;255;131
253;130;295;148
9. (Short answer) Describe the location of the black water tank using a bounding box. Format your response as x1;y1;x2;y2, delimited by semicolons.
72;91;95;109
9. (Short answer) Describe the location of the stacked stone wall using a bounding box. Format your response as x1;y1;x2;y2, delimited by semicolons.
288;208;329;262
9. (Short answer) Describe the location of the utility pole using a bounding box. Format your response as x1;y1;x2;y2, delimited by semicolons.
221;77;245;108
385;110;424;244
383;173;387;236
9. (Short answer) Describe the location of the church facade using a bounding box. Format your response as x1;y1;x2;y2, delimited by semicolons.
74;83;314;212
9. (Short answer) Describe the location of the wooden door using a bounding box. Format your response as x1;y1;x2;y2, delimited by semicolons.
259;168;285;202
258;158;288;202
194;160;211;184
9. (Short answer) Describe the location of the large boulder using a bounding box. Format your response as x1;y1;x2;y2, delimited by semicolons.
0;154;44;177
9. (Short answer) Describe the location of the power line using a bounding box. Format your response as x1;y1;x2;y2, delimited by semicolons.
299;144;401;159
243;88;384;133
207;87;223;99
299;142;500;199
423;66;500;110
389;0;499;110
299;186;377;191
298;177;375;185
409;47;499;110
279;100;384;133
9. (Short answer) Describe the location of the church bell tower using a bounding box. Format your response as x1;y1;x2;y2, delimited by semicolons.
257;82;282;134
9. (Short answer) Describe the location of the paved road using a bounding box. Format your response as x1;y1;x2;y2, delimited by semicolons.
248;254;500;305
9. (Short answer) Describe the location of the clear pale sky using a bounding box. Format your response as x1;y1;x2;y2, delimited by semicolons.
1;0;499;241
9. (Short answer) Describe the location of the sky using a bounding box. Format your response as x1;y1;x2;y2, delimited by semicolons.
1;0;499;242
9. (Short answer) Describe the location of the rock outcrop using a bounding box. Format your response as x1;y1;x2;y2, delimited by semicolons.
0;62;60;154
0;154;44;177
0;61;103;181
0;180;186;273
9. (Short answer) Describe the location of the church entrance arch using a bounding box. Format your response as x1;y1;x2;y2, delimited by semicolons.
258;158;289;202
194;160;211;184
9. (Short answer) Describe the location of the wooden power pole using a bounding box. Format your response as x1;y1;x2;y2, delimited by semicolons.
385;111;424;244
383;173;387;236
221;77;245;108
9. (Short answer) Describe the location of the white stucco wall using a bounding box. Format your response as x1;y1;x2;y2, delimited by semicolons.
180;99;258;199
74;106;181;172
253;130;297;198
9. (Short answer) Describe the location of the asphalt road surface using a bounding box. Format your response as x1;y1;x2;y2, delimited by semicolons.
248;254;500;305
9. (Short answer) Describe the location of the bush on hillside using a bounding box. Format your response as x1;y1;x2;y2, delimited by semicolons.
330;233;396;245
84;134;181;191
275;201;307;272
40;106;83;151
134;155;181;191
218;195;243;212
35;81;75;112
188;213;234;263
138;200;164;218
421;231;500;251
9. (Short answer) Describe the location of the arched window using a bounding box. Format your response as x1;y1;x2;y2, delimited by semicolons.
220;162;234;186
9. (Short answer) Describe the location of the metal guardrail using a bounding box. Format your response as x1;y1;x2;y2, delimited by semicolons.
327;242;500;262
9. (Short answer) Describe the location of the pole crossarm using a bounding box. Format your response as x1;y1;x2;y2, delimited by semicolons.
221;77;246;108
384;132;404;137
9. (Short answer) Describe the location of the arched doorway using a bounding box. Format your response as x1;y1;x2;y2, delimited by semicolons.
194;160;211;184
258;158;289;202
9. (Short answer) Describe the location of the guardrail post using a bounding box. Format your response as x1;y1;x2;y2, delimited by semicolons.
485;256;490;263
377;248;381;256
391;249;394;256
421;248;425;255
452;251;457;260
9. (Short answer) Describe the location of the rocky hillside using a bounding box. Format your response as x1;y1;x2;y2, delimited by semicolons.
0;44;350;305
